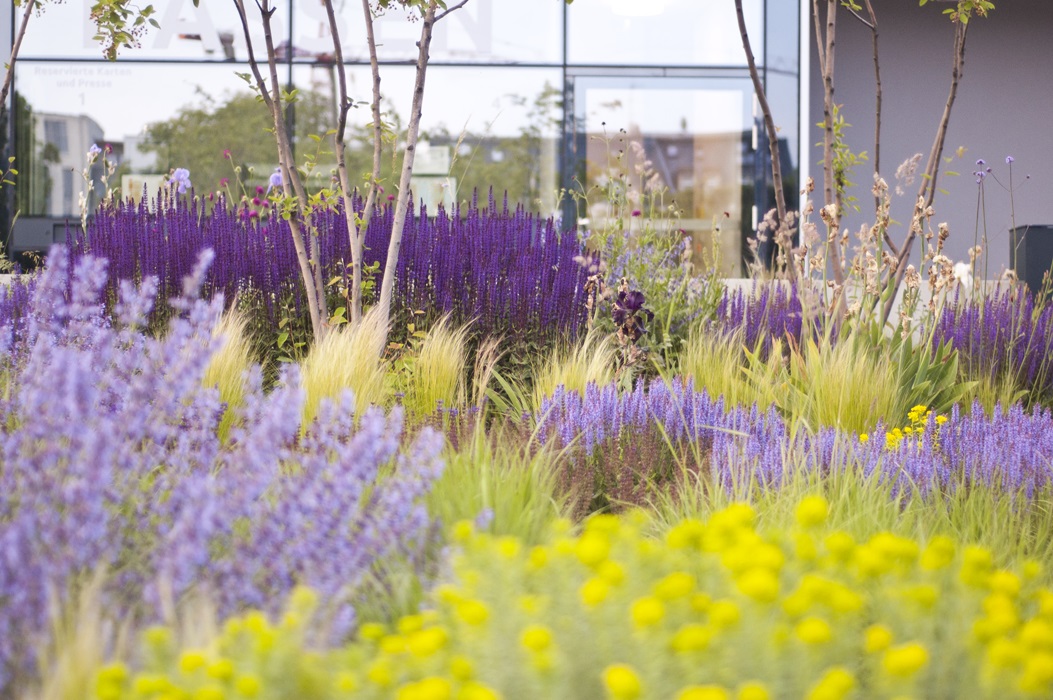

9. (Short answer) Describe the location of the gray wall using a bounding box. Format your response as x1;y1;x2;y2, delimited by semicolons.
808;0;1053;276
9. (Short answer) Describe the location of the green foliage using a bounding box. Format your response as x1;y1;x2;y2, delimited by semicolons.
427;424;567;546
889;336;974;419
395;316;471;420
826;104;868;213
202;308;256;443
88;0;159;60
531;331;617;414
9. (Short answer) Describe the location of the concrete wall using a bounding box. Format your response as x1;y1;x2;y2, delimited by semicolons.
808;0;1053;276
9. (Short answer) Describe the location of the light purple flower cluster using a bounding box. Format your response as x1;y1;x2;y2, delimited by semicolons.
537;379;1053;499
70;189;587;341
0;247;444;689
933;289;1053;404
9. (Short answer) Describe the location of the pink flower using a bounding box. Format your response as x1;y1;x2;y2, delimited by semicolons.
219;178;229;188
252;197;261;206
387;194;395;201
223;149;232;160
631;209;642;217
256;185;265;195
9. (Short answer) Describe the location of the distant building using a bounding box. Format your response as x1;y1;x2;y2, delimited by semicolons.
32;112;104;218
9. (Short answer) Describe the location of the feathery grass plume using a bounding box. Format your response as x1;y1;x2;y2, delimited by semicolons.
202;306;255;442
968;372;1028;416
31;572;131;700
300;306;389;426
777;336;901;434
403;315;471;419
470;335;505;411
532;330;617;413
428;422;567;545
678;326;776;412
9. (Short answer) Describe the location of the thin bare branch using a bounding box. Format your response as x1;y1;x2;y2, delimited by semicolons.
435;0;470;22
857;0;883;218
233;0;328;338
0;0;37;111
883;231;899;259
843;6;873;30
377;0;440;338
882;19;970;325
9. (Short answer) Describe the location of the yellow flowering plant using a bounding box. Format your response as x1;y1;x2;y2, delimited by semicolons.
94;498;1053;700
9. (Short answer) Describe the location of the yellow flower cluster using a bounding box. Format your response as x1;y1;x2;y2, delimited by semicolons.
875;404;949;450
96;500;1052;699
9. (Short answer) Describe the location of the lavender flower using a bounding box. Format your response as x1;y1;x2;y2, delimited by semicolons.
268;168;283;192
537;378;1053;515
0;247;445;690
71;189;589;342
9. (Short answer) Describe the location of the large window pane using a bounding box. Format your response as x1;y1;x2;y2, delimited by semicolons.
573;75;754;276
20;0;563;65
12;59;562;218
20;0;292;61
299;65;563;214
293;2;564;64
14;61;265;216
568;0;763;67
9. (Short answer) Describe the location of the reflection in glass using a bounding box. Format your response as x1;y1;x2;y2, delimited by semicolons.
291;65;563;216
568;0;763;67
574;77;754;276
20;0;563;65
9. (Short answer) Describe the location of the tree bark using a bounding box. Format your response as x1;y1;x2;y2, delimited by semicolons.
0;0;36;112
233;0;328;340
881;19;969;325
813;0;844;286
376;0;440;340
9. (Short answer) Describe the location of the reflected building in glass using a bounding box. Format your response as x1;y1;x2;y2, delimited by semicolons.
2;0;802;275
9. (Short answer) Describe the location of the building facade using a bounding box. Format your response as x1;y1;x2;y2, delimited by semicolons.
6;0;803;273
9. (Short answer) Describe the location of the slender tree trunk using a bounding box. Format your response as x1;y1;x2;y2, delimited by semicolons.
233;0;327;340
322;0;380;325
882;19;969;325
0;0;36;111
376;0;440;339
734;0;796;283
813;0;844;286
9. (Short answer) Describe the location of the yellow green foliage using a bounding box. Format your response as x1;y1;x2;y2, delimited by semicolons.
300;307;389;426
532;331;617;413
96;499;1053;699
401;316;471;419
202;308;255;442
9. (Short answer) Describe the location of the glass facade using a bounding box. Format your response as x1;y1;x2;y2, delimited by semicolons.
5;0;799;274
